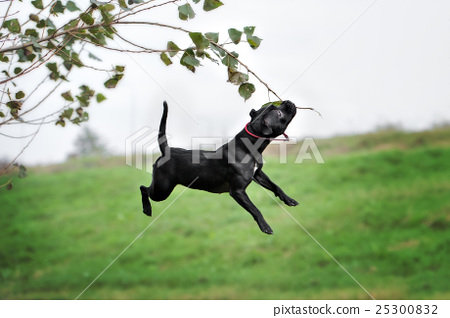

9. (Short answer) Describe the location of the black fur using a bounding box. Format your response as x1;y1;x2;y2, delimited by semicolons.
140;100;298;234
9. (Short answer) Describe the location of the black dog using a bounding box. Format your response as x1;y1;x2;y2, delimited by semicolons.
140;101;299;234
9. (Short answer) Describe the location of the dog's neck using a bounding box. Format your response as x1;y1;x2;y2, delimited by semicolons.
235;127;272;154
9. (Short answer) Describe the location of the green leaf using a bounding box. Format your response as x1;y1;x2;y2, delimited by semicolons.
99;4;115;12
193;0;201;3
29;14;40;23
243;26;262;49
6;101;23;110
178;3;195;20
75;107;83;117
203;0;223;11
205;32;219;43
189;32;209;50
51;1;65;15
88;52;102;61
181;50;200;67
62;91;74;101
63;61;73;71
180;49;198;72
18;165;27;179
46;62;57;73
228;28;242;44
25;28;39;38
227;68;249;85
61;108;73;119
160;52;172;66
70;52;83;67
80;13;95;25
92;31;107;45
27;54;37;63
115;65;125;72
167;41;180;57
243;26;256;36
80;85;95;99
118;0;129;10
247;35;262;49
104;74;124;89
31;0;43;9
239;83;255;101
3;19;21;34
103;26;116;38
14;67;22;75
262;101;283;108
76;96;89;107
64;19;78;30
96;93;107;103
15;91;25;99
66;1;80;12
36;18;56;29
182;55;200;67
0;111;5;118
56;119;66;127
211;43;226;57
0;53;9;63
221;51;239;70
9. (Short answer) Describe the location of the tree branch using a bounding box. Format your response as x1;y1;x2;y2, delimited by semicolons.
0;23;104;54
210;41;282;101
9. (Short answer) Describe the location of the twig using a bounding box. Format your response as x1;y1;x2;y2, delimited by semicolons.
0;178;13;189
113;21;190;33
115;0;181;21
0;119;43;175
0;0;14;34
210;41;282;101
0;131;40;138
296;107;323;118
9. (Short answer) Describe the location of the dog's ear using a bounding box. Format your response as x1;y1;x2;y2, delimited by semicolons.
249;109;257;119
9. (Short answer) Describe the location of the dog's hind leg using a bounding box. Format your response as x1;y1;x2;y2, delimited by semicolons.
148;181;175;202
140;178;176;217
148;165;177;202
140;185;152;216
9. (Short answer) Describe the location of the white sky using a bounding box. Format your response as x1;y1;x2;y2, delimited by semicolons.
1;0;450;165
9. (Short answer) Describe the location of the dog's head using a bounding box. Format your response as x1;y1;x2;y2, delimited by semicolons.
248;100;297;138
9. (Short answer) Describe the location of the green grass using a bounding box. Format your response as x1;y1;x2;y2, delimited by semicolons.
1;127;449;299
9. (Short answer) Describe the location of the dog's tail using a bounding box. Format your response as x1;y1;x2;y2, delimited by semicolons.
158;101;169;156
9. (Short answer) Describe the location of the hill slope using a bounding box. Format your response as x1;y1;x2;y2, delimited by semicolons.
1;127;449;299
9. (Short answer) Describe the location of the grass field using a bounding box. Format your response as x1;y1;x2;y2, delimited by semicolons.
1;127;449;299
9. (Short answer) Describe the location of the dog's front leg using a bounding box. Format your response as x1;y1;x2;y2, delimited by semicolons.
253;170;299;207
230;188;273;235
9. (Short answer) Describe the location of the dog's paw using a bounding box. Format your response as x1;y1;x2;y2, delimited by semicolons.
143;208;152;217
281;196;299;207
259;222;273;235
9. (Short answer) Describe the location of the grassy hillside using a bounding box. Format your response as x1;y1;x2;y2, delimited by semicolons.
1;127;449;300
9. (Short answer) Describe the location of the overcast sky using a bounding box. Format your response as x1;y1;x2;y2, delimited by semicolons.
1;0;449;165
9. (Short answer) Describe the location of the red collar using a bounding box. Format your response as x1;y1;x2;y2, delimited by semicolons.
244;123;289;141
